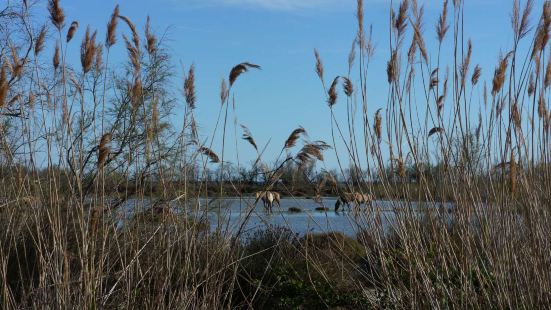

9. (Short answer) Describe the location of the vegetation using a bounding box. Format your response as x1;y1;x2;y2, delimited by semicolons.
0;0;550;308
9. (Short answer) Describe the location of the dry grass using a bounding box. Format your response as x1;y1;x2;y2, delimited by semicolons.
0;0;550;308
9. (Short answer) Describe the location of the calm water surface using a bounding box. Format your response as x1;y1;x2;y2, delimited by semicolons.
119;197;452;237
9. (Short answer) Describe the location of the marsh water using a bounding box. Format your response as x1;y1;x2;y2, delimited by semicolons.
119;197;453;237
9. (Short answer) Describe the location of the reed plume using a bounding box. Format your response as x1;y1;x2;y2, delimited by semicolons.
327;76;340;107
436;0;449;43
545;57;551;88
492;52;511;96
471;64;482;86
394;0;409;40
119;15;139;49
528;73;535;96
184;65;196;109
98;133;111;168
48;0;65;31
532;1;550;58
296;141;331;168
123;34;140;77
94;45;103;74
80;27;98;73
9;46;23;79
538;93;546;119
428;127;444;137
284;126;306;149
374;109;382;142
145;16;157;55
106;5;119;47
240;124;258;151
67;21;78;43
387;51;398;83
314;49;324;82
460;40;473;88
220;78;228;105
34;26;47;56
342;77;354;97
0;64;7;108
198;146;220;163
229;62;261;87
512;0;534;41
53;42;60;70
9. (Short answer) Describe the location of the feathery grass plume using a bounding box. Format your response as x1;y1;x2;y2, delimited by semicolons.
471;64;482;85
145;16;157;55
528;72;535;96
106;5;119;47
48;0;65;31
475;113;483;140
492;52;512;96
410;1;428;64
429;68;438;89
327;76;340;106
374;108;382;142
123;34;140;77
229;62;261;87
296;141;331;168
538;92;546;119
437;96;445;113
184;65;196;109
0;64;7;108
314;49;324;83
512;103;522;129
357;0;364;49
408;36;418;64
545;56;551;88
80;27;97;73
98;133;112;168
130;77;142;107
284;126;307;149
9;46;23;79
220;78;228;105
198;146;220;163
387;51;398;83
66;21;78;43
394;0;409;40
532;1;551;58
119;15;139;49
436;0;449;43
240;124;257;151
496;96;506;117
94;44;103;74
53;42;60;70
342;77;354;97
460;40;473;88
396;158;406;178
512;0;534;41
190;116;198;140
428;127;444;137
366;25;375;57
348;38;356;72
34;25;47;56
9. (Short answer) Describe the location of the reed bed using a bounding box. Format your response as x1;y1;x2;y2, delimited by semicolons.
0;0;550;308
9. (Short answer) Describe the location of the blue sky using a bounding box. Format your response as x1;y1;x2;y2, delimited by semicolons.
56;0;519;170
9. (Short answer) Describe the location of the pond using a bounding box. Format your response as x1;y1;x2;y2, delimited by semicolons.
118;197;453;237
